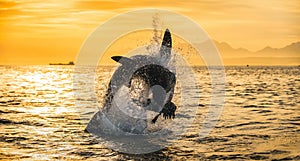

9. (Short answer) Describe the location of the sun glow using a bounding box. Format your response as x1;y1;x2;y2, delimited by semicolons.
1;0;299;65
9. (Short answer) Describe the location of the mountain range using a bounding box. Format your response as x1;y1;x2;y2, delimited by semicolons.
214;41;300;65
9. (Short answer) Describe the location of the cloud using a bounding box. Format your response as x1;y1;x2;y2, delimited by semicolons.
74;0;187;12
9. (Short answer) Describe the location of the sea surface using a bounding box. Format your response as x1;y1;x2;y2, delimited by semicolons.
0;65;299;160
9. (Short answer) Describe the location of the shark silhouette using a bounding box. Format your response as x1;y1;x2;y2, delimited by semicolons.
86;29;176;134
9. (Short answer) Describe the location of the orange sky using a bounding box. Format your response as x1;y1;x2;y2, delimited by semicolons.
0;0;299;65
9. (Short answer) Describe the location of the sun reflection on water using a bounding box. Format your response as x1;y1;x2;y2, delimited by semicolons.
0;65;299;160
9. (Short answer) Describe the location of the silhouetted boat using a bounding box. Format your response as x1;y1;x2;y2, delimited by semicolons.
49;61;74;65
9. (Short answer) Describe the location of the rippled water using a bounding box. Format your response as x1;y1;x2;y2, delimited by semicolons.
0;65;299;160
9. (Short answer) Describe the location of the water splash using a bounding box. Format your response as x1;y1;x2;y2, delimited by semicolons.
145;13;177;70
146;13;162;56
151;13;162;47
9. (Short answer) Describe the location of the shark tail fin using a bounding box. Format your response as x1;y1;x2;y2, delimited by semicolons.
159;29;172;64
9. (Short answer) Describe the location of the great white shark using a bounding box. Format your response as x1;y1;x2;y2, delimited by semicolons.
86;29;177;134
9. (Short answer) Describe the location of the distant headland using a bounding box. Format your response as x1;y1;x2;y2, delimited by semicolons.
49;61;74;65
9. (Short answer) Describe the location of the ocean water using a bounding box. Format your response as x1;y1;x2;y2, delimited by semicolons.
0;65;299;160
